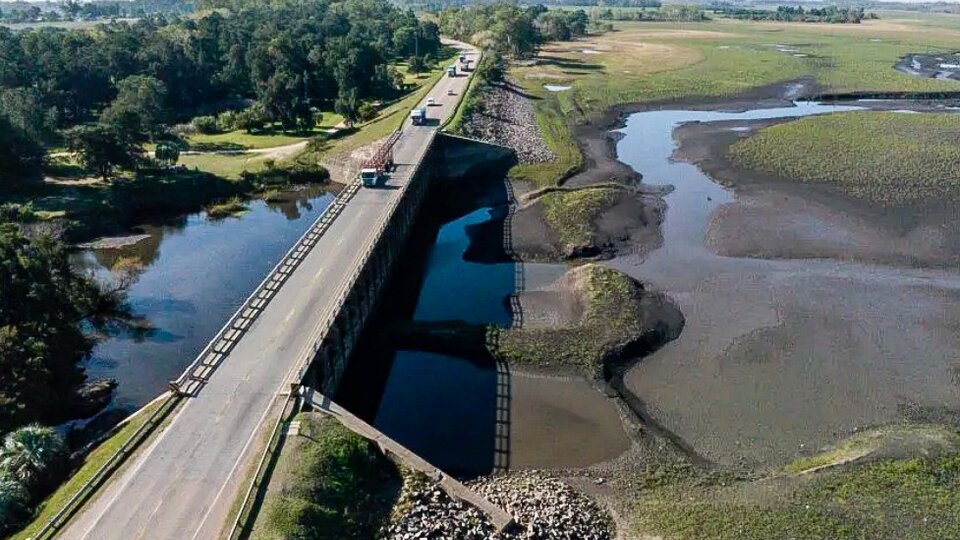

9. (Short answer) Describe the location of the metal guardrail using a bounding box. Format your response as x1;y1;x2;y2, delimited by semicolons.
30;172;367;540
171;179;364;396
228;129;439;540
30;394;180;540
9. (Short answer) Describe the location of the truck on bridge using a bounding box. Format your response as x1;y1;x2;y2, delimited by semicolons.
360;130;400;187
410;107;427;125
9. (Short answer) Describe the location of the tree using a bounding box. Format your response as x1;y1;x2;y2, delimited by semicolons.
235;104;268;134
100;75;167;142
334;88;360;127
154;141;180;168
0;225;128;433
0;477;28;535
0;115;43;180
66;125;141;181
407;54;427;75
0;425;67;493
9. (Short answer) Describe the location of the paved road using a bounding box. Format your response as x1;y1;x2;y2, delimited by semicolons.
63;41;480;540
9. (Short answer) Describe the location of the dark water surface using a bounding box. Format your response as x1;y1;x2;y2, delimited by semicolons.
339;186;628;476
76;188;334;411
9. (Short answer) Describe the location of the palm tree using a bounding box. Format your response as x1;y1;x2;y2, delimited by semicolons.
0;425;67;491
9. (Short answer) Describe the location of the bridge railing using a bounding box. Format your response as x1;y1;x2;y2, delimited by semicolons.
29;164;368;540
228;129;438;540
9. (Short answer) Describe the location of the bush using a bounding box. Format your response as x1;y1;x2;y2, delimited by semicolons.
216;110;238;132
191;115;220;134
0;425;68;496
357;103;378;123
0;477;29;536
240;160;329;187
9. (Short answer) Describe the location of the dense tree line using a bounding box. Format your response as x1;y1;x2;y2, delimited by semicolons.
0;0;194;24
0;0;440;178
438;4;587;57
714;5;874;23
590;4;707;21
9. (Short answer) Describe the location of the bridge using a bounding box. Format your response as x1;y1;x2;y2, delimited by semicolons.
52;41;486;540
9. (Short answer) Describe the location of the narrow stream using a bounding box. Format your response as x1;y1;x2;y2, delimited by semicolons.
609;102;960;466
75;187;334;411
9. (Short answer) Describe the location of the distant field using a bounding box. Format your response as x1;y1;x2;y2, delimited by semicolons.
729;111;960;205
510;16;960;187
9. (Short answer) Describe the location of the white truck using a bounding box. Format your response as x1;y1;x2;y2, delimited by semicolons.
410;107;427;125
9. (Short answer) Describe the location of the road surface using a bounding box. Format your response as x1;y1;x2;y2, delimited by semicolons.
62;40;480;540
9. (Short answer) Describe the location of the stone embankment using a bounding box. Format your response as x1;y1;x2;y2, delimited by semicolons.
382;471;612;539
459;79;557;164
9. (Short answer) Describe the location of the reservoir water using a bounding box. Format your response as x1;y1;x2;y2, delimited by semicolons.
337;180;629;476
75;187;335;411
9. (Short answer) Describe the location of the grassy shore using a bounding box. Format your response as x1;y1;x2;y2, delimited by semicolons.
253;413;400;540
538;186;619;249
729;111;960;205
631;425;960;540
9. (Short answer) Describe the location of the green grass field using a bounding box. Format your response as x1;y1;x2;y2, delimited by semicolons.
729;111;960;205
252;413;400;540
632;444;960;540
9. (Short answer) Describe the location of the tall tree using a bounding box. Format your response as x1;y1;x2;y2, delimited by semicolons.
0;225;128;433
66;125;141;181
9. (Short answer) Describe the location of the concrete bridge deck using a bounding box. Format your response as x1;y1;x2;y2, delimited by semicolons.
60;40;481;540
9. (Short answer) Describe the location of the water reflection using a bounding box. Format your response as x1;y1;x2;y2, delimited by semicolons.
76;187;335;410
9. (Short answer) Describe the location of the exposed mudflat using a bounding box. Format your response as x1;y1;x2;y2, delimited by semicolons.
507;370;630;469
896;51;960;82
674;118;960;268
606;99;960;468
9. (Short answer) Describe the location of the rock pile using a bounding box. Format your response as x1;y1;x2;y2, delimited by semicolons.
381;471;613;540
460;79;558;164
471;472;613;540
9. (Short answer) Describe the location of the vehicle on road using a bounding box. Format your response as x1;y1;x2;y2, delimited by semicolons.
427;97;436;106
410;107;427;125
447;65;456;77
459;54;467;63
360;167;383;187
447;88;455;96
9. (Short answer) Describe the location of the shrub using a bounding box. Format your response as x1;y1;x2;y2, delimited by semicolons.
191;115;220;134
216;110;238;132
0;477;29;535
0;425;68;496
357;102;378;123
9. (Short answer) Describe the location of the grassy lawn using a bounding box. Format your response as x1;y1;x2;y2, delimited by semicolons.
729;111;960;205
252;413;400;540
632;435;960;540
11;400;169;540
178;152;268;180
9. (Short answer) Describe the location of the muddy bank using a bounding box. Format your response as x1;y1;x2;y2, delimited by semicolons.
895;51;960;82
506;79;829;263
608;99;960;468
673;116;960;268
